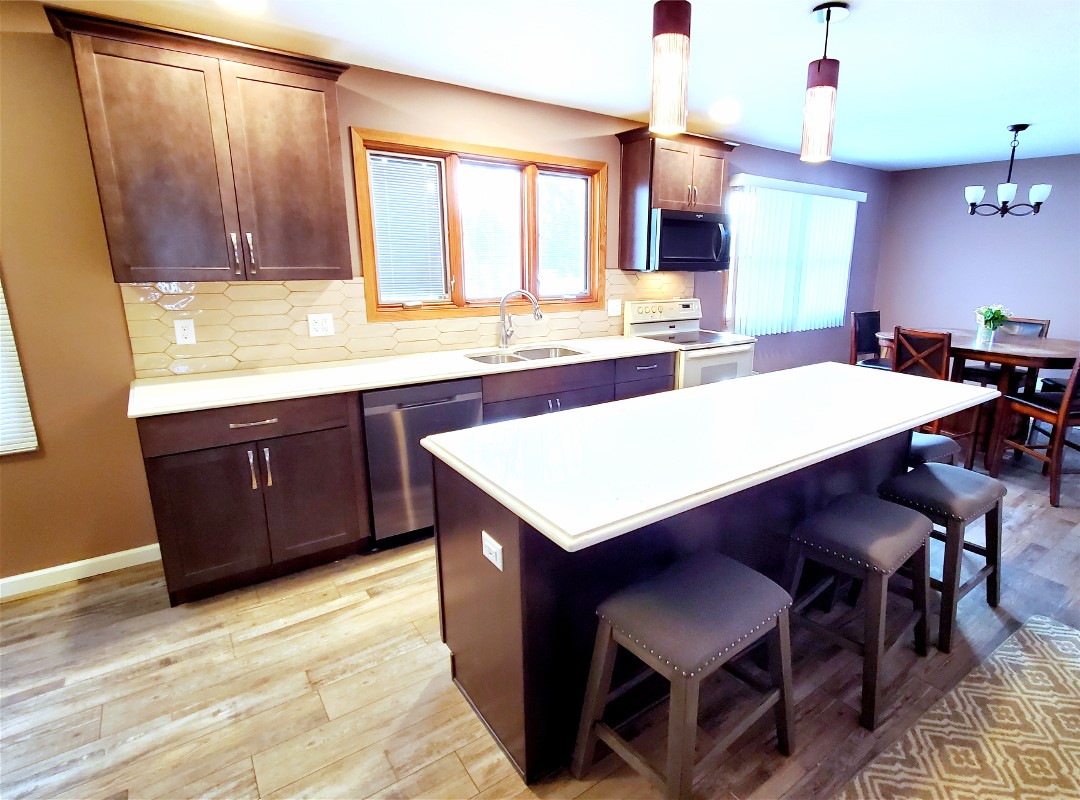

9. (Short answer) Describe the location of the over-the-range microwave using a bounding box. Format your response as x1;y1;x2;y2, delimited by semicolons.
646;208;731;272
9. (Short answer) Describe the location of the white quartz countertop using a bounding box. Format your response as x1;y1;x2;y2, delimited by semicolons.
127;335;679;417
421;362;999;552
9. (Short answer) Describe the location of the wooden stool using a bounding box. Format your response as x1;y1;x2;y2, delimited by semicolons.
571;554;794;800
879;463;1006;652
783;494;931;730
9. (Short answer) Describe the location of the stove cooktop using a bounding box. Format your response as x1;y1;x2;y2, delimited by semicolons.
640;329;755;350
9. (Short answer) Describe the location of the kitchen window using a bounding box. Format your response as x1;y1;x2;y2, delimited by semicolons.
726;174;865;336
353;129;606;320
0;276;38;456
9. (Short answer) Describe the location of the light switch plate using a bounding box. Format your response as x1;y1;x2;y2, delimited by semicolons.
607;298;622;317
481;530;504;571
173;319;196;345
307;313;335;337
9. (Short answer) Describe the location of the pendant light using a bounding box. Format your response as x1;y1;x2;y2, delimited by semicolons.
650;0;692;135
801;2;849;163
965;125;1052;217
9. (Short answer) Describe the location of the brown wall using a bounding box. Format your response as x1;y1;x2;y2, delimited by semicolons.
0;7;158;577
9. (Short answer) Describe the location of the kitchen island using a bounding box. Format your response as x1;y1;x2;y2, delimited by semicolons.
421;362;997;781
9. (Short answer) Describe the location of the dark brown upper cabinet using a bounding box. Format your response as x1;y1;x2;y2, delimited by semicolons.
48;7;352;283
616;127;734;271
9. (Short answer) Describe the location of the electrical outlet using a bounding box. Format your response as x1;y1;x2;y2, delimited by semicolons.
307;313;335;337
481;530;504;571
173;319;196;345
607;298;623;317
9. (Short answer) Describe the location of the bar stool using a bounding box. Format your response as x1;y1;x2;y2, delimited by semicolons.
783;494;931;730
571;554;794;800
908;431;961;467
878;463;1006;652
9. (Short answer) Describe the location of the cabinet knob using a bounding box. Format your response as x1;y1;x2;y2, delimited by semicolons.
247;449;259;490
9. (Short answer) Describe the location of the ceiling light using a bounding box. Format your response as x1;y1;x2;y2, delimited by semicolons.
800;2;848;164
966;125;1052;217
709;97;742;126
650;1;691;136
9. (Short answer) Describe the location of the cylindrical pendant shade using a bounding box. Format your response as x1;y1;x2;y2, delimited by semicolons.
800;59;839;163
965;186;986;205
997;183;1017;204
650;1;691;135
1029;183;1052;204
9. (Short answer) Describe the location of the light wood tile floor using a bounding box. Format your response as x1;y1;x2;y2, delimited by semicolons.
2;452;1077;800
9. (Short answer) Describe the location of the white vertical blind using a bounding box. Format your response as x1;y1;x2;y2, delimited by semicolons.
0;277;38;455
459;161;523;301
537;172;589;298
729;184;859;336
367;152;450;303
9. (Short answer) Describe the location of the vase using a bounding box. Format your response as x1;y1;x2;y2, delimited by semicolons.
975;324;995;345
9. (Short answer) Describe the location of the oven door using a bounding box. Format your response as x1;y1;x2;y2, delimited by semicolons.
676;344;755;388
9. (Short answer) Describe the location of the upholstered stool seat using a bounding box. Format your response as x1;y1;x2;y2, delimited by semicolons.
572;554;794;800
908;431;962;467
879;463;1006;651
785;494;931;730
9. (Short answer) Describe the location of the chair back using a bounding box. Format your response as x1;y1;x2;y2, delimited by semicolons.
1057;357;1080;420
850;311;882;364
999;317;1050;337
892;327;951;380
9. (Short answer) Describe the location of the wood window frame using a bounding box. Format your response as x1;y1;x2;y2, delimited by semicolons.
351;128;607;322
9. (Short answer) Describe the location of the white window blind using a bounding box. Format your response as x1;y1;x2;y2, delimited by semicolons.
729;182;860;336
537;172;589;298
1;277;38;455
459;161;523;301
367;152;450;303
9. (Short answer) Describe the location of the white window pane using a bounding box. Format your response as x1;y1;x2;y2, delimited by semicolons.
1;278;38;456
459;161;522;301
368;152;449;303
537;172;589;298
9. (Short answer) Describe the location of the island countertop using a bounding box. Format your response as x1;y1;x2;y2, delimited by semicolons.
421;362;998;552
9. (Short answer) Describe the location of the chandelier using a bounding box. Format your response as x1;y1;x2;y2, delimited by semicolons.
965;125;1052;216
650;0;692;135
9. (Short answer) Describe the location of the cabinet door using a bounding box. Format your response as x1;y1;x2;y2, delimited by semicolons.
690;146;727;213
70;35;243;282
145;444;271;593
259;427;363;562
551;384;615;411
220;61;352;281
650;139;695;210
615;375;674;400
483;394;554;423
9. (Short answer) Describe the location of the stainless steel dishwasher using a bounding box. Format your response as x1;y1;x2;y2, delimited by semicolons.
362;379;483;540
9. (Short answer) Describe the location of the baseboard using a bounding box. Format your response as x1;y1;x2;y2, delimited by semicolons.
0;544;162;602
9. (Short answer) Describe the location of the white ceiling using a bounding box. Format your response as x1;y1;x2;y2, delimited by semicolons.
32;0;1080;171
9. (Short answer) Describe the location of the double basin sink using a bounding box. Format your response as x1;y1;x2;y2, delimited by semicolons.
466;346;582;365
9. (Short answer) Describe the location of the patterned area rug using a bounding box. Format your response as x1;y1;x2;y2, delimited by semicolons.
836;615;1080;800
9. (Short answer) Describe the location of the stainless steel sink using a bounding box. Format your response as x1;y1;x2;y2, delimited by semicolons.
513;347;583;360
467;352;526;364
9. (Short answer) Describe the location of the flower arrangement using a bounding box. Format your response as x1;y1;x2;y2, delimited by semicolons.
974;304;1011;331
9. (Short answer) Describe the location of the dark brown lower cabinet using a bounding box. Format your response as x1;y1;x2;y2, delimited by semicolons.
483;384;615;423
138;394;368;604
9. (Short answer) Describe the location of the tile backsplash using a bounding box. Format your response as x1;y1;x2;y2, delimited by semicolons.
122;271;695;378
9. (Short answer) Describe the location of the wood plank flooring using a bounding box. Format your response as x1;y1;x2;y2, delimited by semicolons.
2;453;1077;800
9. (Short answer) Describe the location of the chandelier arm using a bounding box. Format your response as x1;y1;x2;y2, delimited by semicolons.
970;202;1039;217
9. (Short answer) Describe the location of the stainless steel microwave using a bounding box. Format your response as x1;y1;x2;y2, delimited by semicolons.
647;209;731;271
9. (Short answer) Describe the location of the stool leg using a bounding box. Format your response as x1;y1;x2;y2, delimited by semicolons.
986;500;1002;607
767;609;795;756
783;544;806;598
912;542;930;657
665;675;700;800
571;619;618;779
861;570;887;731
938;519;966;653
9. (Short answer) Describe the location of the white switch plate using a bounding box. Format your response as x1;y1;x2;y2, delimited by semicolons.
173;319;196;345
481;530;504;571
307;313;335;337
607;298;622;317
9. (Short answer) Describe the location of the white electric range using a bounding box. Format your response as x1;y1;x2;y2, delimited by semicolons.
623;299;756;388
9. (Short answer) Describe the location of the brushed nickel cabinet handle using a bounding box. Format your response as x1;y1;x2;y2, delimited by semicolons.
246;232;258;273
692;185;699;205
555;397;562;410
247;449;259;490
228;417;278;429
686;184;692;205
636;364;659;371
230;232;243;275
262;447;273;488
547;399;553;411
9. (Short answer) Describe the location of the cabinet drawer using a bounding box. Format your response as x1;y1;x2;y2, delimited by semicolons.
615;375;675;400
614;353;675;382
483;383;615;424
137;393;353;457
482;361;615;404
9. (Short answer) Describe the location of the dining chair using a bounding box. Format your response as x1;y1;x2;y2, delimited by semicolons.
963;317;1050;391
988;357;1080;507
850;311;891;370
891;327;978;468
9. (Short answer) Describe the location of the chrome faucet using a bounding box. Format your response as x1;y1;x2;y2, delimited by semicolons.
498;290;543;348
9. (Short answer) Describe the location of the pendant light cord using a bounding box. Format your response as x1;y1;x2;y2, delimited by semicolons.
822;8;832;59
1006;130;1019;183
